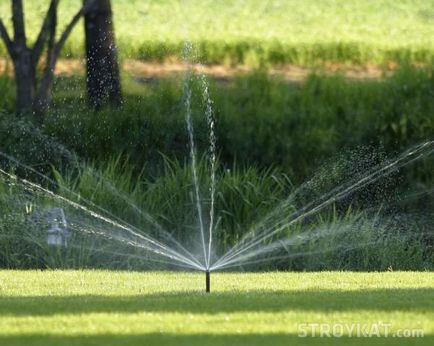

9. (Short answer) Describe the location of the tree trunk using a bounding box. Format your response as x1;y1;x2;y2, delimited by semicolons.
0;0;93;120
33;66;55;120
10;0;35;113
13;47;36;113
84;0;122;109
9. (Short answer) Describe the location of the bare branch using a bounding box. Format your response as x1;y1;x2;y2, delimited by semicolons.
0;18;14;57
32;0;58;64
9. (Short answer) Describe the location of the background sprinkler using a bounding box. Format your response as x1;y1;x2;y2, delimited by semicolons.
206;270;210;293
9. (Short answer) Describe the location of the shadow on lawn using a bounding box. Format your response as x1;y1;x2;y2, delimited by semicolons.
0;333;432;346
0;288;433;316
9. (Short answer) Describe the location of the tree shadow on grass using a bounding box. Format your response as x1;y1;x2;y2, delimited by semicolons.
0;288;433;317
0;333;432;346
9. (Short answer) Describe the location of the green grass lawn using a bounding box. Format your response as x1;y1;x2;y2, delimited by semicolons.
0;271;432;345
1;0;434;65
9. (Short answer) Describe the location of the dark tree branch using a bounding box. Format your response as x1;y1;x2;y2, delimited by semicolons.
32;0;58;64
41;0;57;82
47;0;57;59
34;0;58;117
34;0;95;118
52;0;95;62
0;19;14;57
12;0;26;47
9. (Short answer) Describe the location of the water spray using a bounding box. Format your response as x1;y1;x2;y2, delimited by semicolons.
205;270;210;293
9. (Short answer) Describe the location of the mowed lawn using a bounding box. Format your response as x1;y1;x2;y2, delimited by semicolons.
0;0;433;65
0;271;432;345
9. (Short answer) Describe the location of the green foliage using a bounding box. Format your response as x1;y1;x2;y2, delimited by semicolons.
216;68;434;179
0;75;14;111
32;67;434;183
0;114;74;176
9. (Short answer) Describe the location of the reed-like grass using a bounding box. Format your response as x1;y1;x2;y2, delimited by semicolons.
0;155;431;271
40;66;434;181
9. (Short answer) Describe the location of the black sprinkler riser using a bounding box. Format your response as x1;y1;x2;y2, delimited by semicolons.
206;270;210;293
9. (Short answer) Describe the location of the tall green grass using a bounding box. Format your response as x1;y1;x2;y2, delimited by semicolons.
1;67;433;182
36;67;433;182
0;156;431;271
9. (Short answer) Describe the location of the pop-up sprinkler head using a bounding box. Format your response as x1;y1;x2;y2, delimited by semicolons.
206;270;210;293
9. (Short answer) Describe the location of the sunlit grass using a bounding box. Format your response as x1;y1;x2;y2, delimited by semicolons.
0;0;433;65
0;271;432;345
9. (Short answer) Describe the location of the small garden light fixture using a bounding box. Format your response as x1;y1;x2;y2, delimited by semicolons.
46;208;69;248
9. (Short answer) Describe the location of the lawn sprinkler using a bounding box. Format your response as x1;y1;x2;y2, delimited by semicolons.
206;270;210;293
46;208;69;248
